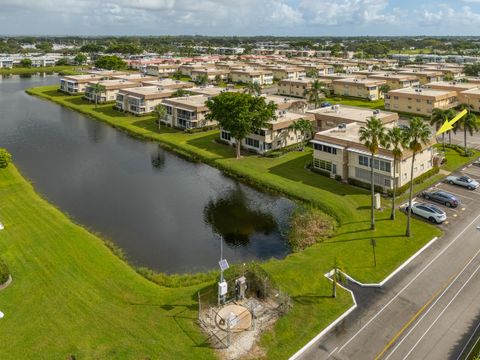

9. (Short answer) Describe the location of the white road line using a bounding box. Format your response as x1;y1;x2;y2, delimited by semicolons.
384;246;480;360
457;320;480;360
402;262;480;360
337;213;480;354
328;347;338;357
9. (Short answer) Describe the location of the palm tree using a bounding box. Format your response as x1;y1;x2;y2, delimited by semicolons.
379;84;391;98
445;109;457;145
244;82;261;96
359;117;387;230
331;258;346;298
457;104;479;156
154;104;167;129
89;83;106;108
385;127;406;221
288;119;314;150
430;108;447;151
304;80;330;108
405;117;432;237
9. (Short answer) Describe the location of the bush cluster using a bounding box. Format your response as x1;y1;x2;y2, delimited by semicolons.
0;148;12;169
0;258;10;285
387;167;440;197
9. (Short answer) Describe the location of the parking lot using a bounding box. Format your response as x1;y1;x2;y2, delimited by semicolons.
402;161;480;229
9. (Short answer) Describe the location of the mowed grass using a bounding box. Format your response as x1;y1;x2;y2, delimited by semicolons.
23;85;443;358
436;145;480;172
0;65;85;76
0;165;215;360
325;96;385;110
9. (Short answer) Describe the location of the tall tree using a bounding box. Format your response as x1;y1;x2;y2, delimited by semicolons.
430;108;448;151
194;74;209;86
384;127;406;221
288;119;314;150
88;83;106;108
94;55;127;70
206;92;277;159
154;104;167;129
404;117;432;237
244;82;261;96
74;53;87;65
331;258;346;298
379;84;391;97
359;116;387;230
455;104;479;156
304;80;330;108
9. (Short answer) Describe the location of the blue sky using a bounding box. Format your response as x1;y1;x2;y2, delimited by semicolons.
1;0;480;36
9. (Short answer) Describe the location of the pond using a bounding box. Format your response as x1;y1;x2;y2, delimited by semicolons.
0;74;294;273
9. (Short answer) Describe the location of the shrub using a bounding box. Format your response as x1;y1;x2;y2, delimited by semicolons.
0;258;10;285
0;148;12;168
348;177;384;194
387;166;440;197
311;167;332;178
288;206;336;252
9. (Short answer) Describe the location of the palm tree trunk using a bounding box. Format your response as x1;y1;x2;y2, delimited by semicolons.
448;130;452;145
406;153;416;237
465;126;468;155
390;158;396;221
370;153;375;230
332;270;336;298
442;133;446;151
236;140;241;159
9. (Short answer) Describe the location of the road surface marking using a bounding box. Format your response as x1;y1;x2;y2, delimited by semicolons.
327;347;338;357
456;320;480;360
380;247;480;360
402;262;480;360
337;213;480;354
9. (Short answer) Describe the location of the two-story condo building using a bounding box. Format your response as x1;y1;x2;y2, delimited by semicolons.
397;70;443;85
312;122;435;190
425;81;479;94
145;64;180;77
190;68;230;82
141;78;194;90
277;77;328;98
385;87;458;116
230;68;274;85
160;95;216;129
84;80;140;103
366;73;420;90
116;86;175;115
60;74;105;94
332;78;386;100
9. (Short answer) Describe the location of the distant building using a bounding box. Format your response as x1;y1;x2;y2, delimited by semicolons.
84;80;140;103
385;87;458;116
116;86;176;115
161;94;216;129
60;74;105;94
332;78;386;100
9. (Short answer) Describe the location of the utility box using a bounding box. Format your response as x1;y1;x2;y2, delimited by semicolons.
218;281;228;297
374;193;381;210
235;276;247;300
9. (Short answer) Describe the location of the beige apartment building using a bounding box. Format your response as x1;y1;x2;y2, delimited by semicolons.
459;88;480;112
385;87;458;116
312;122;435;190
307;105;399;130
425;81;478;93
277;77;329;98
268;66;306;81
367;73;420;90
190;68;230;82
84;80;140;103
141;78;194;90
116;86;175;115
179;63;215;77
160;95;215;129
397;70;443;85
145;64;180;77
230;68;274;85
111;73;158;83
332;78;386;100
60;74;105;94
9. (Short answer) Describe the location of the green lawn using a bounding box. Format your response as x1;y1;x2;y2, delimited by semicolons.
21;85;443;358
436;144;480;172
0;66;85;76
0;165;215;360
325;96;385;110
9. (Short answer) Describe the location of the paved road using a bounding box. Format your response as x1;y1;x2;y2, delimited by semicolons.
297;167;480;360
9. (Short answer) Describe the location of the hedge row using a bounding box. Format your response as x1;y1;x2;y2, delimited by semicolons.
387;166;440;197
0;257;9;285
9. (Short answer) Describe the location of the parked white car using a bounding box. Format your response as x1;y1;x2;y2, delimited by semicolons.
405;202;447;224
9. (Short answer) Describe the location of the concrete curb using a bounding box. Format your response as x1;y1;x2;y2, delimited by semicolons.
289;236;439;360
0;275;12;291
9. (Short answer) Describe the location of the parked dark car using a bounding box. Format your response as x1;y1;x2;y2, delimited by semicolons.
320;102;332;108
422;189;459;208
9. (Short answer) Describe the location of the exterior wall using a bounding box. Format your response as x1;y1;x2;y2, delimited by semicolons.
230;72;273;85
332;82;381;100
221;127;308;154
384;93;458;116
277;81;310;98
458;93;480;112
60;80;89;94
312;144;434;189
160;105;216;129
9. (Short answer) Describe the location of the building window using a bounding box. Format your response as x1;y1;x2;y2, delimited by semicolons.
359;155;391;172
245;137;260;148
221;130;231;141
314;143;337;155
420;163;425;171
314;158;332;172
166;106;173;115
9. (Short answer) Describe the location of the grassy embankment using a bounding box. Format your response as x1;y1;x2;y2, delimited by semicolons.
20;85;446;358
0;65;85;76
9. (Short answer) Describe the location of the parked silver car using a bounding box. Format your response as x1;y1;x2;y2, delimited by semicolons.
446;175;479;190
405;202;447;224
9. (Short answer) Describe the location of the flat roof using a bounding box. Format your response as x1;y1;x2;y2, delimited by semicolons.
269;112;312;130
459;88;480;96
367;73;418;81
278;77;320;85
387;87;457;99
86;79;139;90
316;121;395;145
62;74;104;82
332;78;386;86
426;81;478;91
188;86;240;96
307;105;398;123
118;86;175;99
111;74;158;82
141;79;194;88
162;94;209;111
